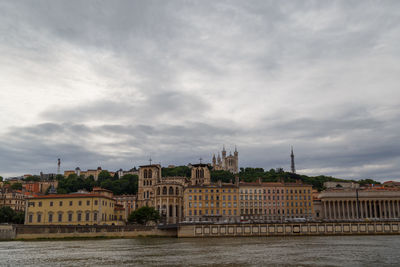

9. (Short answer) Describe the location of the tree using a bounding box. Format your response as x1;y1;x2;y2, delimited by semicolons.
128;206;160;225
162;166;191;177
12;212;25;224
0;207;16;223
11;183;22;190
0;207;24;224
210;170;235;183
55;174;64;181
24;175;41;182
0;176;3;182
97;170;112;183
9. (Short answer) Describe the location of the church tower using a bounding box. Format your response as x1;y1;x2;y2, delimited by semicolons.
191;164;211;186
138;161;161;207
221;145;227;168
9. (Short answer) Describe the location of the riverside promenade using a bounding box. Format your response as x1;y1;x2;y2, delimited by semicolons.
1;221;400;240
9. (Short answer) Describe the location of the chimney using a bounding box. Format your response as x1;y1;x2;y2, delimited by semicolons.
218;180;222;187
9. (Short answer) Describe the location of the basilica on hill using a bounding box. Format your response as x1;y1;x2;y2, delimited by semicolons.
212;146;239;174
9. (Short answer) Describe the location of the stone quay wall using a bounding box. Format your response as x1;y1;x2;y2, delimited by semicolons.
0;225;176;240
0;225;16;240
178;221;400;237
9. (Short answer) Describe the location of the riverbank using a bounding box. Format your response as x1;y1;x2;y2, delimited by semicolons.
0;225;176;240
1;221;400;240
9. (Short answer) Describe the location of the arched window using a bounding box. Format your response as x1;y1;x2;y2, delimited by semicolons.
169;205;173;216
148;169;152;178
157;187;160;195
176;187;179;195
169;186;174;195
163;186;167;195
200;169;204;178
146;191;149;198
144;169;148;178
143;192;146;199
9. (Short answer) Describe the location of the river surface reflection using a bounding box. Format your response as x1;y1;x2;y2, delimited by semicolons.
1;235;399;266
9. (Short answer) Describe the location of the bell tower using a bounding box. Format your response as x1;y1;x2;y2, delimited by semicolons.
138;161;161;207
191;164;210;185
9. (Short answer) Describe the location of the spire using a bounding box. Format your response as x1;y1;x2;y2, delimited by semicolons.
235;145;237;152
222;145;226;152
291;146;296;174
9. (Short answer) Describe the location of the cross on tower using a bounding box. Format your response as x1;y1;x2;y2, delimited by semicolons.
149;157;152;165
199;157;203;164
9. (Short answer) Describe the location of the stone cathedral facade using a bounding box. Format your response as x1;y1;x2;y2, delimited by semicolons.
212;146;239;174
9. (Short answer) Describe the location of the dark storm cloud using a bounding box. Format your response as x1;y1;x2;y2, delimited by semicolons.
0;1;400;181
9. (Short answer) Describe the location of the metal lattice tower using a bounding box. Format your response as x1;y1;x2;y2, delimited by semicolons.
290;147;296;174
57;158;61;175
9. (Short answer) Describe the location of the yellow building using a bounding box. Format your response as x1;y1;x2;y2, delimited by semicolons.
284;182;313;221
184;167;240;223
239;180;313;222
25;188;125;225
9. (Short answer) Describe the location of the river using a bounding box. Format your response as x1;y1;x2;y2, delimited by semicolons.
1;236;399;266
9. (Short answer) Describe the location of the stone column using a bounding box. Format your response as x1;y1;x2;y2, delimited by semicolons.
390;200;394;219
347;201;351;220
392;200;396;218
351;200;355;219
364;201;368;218
368;200;372;218
332;201;336;220
324;201;327;220
380;200;384;218
342;201;346;219
166;197;169;223
172;198;176;224
328;201;331;220
397;200;400;218
383;200;387;219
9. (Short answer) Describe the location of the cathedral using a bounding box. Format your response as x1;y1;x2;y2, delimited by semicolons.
212;146;239;174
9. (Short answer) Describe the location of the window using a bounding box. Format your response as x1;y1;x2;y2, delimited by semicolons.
69;201;73;206
77;213;82;222
50;202;53;207
87;200;90;205
48;213;53;223
94;213;98;221
60;201;63;206
78;201;82;206
37;214;42;223
68;213;73;222
95;200;98;205
58;213;62;222
29;214;33;223
38;202;42;207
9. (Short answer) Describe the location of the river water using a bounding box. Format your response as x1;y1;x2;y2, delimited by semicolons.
1;236;399;266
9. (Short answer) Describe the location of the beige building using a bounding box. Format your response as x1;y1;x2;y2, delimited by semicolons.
0;189;26;212
64;167;118;181
25;188;126;225
239;181;313;222
115;194;137;219
184;165;240;223
315;188;400;221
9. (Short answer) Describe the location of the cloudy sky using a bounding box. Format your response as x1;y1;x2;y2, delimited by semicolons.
0;1;399;181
